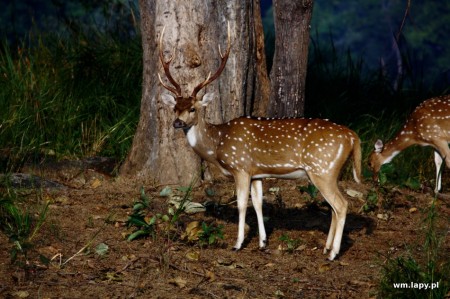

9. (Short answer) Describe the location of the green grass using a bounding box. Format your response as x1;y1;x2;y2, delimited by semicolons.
377;198;449;298
0;32;142;172
0;181;50;265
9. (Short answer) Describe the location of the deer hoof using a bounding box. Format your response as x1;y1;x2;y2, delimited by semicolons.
327;251;337;261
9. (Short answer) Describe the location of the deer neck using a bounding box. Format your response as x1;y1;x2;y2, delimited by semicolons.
380;129;417;164
185;115;221;163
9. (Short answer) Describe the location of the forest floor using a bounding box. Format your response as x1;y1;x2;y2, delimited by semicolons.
0;157;449;299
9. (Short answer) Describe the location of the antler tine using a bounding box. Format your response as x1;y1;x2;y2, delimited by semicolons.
191;21;231;98
159;26;182;97
218;22;231;58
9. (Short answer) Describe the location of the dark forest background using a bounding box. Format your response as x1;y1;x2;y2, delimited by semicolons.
1;0;449;182
3;0;449;90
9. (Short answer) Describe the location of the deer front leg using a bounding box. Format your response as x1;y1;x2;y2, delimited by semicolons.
233;173;251;251
251;179;267;248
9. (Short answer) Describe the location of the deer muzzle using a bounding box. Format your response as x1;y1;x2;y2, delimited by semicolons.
372;172;379;183
173;118;187;129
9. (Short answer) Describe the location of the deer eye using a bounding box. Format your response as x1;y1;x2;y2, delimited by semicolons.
189;108;196;113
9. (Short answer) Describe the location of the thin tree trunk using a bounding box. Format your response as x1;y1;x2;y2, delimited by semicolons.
268;0;314;118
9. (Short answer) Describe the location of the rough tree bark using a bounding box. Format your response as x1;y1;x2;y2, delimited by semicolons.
119;0;269;185
268;0;314;118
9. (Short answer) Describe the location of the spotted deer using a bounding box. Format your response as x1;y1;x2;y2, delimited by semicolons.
159;24;362;260
369;95;450;193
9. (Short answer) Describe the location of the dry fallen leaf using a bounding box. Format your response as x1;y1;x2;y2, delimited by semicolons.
169;276;187;288
185;251;200;261
377;213;389;221
183;221;201;242
318;263;331;273
346;189;364;200
13;291;29;298
216;258;234;266
409;207;418;213
91;178;102;188
205;270;216;282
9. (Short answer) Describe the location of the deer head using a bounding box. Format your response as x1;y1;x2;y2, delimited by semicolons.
159;23;231;130
368;139;385;181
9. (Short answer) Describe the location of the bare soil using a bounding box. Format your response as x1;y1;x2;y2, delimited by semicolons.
0;158;449;298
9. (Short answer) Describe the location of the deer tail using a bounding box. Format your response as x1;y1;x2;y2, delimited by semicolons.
352;136;362;184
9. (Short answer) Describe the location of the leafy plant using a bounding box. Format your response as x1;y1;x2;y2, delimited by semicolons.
0;190;50;265
126;183;194;242
362;189;379;213
279;234;302;253
298;183;318;199
127;187;168;241
198;222;224;246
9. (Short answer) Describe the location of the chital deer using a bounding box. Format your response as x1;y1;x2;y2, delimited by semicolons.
369;95;450;193
158;24;362;260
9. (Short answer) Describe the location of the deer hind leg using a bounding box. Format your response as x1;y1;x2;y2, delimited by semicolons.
434;151;443;193
251;179;267;248
324;209;337;255
233;172;251;251
309;174;348;261
431;140;450;192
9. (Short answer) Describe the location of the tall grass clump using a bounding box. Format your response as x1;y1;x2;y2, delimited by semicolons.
377;196;449;298
0;31;142;172
0;179;50;266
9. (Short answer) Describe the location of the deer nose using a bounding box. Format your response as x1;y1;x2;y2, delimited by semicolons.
173;119;187;128
372;172;379;183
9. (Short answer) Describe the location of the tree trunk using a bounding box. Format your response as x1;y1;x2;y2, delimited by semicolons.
119;0;269;185
268;0;314;118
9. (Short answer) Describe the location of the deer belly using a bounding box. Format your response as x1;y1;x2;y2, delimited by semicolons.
252;169;308;180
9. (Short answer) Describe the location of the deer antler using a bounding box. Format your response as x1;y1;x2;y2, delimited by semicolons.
191;22;231;98
158;26;182;97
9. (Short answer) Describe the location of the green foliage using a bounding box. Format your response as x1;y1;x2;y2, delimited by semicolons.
127;187;160;241
127;181;224;249
0;31;141;172
279;234;302;253
363;189;379;213
126;184;191;242
95;243;109;257
198;222;224;246
0;186;50;265
298;183;318;200
377;199;449;298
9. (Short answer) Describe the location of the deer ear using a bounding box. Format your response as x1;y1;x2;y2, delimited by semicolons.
374;139;384;153
201;92;216;107
161;93;177;109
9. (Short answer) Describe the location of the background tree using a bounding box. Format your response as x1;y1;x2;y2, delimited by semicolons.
268;0;314;118
119;0;269;185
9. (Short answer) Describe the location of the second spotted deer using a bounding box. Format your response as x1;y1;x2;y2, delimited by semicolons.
369;95;450;192
159;25;362;260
